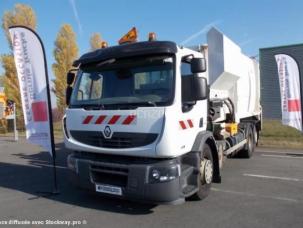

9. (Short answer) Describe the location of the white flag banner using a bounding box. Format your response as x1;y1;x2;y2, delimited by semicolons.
9;26;53;155
275;54;302;132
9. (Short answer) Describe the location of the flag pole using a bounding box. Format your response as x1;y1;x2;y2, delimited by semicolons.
40;29;60;195
44;51;60;195
299;65;303;133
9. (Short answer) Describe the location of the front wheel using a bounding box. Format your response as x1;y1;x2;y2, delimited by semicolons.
190;144;213;200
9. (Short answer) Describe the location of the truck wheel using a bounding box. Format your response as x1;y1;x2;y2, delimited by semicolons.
254;126;259;146
190;144;213;200
239;126;255;158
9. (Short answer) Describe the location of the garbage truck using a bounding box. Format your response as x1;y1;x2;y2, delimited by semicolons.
63;27;262;204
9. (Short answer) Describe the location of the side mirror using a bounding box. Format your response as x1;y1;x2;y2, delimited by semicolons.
67;72;76;85
182;76;208;102
66;86;73;105
191;58;206;73
193;76;208;100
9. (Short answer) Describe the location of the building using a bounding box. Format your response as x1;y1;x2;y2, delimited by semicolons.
259;44;303;119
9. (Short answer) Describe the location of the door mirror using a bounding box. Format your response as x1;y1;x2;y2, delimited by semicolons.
191;58;206;73
67;72;76;85
182;76;208;102
193;76;208;100
66;86;73;105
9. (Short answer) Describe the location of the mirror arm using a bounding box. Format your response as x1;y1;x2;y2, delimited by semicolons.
182;54;194;63
182;101;196;113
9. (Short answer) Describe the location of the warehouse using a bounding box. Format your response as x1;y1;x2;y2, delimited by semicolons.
259;44;303;119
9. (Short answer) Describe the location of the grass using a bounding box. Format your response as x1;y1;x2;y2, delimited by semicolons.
259;120;303;149
0;121;63;139
53;121;63;138
1;120;302;149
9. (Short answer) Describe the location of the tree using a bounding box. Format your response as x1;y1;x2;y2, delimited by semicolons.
0;55;21;116
90;33;104;51
0;75;4;87
87;33;106;99
1;4;37;129
2;4;36;48
52;24;78;113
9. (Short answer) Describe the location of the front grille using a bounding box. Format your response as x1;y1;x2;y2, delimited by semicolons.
90;164;128;176
90;163;128;187
70;130;158;148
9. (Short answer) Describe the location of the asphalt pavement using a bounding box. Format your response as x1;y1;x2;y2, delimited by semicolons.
0;137;302;228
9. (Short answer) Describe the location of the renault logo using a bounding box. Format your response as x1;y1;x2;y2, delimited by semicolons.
103;126;112;138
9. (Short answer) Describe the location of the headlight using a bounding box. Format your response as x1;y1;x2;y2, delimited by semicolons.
148;164;180;183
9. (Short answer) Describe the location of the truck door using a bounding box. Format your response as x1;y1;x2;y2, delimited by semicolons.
155;52;209;157
179;57;208;150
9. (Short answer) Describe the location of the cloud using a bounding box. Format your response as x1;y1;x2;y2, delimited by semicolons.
69;0;83;35
180;20;222;45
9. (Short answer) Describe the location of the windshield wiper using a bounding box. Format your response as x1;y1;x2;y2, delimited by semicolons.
136;101;157;107
81;101;157;110
116;101;157;107
103;101;157;108
82;104;105;110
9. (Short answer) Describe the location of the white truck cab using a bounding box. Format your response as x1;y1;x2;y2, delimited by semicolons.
64;28;261;204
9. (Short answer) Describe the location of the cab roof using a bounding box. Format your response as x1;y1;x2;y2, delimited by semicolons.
73;41;178;67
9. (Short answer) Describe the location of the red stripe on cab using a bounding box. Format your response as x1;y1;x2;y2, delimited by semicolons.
179;121;187;130
95;115;106;124
83;115;93;124
187;119;194;128
122;115;136;125
108;115;121;124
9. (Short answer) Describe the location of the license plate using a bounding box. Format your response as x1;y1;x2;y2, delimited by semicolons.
95;184;122;196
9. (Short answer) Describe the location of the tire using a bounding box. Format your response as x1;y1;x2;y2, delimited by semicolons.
190;144;213;200
238;125;255;158
254;126;259;146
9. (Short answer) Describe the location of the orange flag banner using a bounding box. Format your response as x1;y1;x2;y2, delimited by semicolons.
118;27;138;44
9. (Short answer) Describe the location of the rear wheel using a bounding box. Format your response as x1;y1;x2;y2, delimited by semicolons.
239;126;255;158
254;125;259;146
190;144;213;200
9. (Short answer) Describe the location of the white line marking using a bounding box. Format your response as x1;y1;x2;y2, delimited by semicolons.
27;164;68;170
256;149;303;154
211;187;299;203
261;154;303;159
256;150;288;154
243;173;301;182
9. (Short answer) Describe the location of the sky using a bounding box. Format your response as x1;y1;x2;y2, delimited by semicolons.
0;0;303;79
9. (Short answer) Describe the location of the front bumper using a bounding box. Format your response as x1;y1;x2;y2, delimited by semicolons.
68;152;185;204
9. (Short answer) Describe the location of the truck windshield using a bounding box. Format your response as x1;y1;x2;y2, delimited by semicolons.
70;55;174;109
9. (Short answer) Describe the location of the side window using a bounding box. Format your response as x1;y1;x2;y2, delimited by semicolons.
181;61;191;77
77;74;91;100
77;73;102;100
181;60;195;112
90;78;102;99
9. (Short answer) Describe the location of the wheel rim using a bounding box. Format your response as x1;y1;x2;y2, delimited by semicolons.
200;159;213;184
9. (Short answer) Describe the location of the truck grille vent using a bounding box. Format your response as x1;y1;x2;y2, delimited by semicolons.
90;163;129;187
70;130;158;148
90;164;128;176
